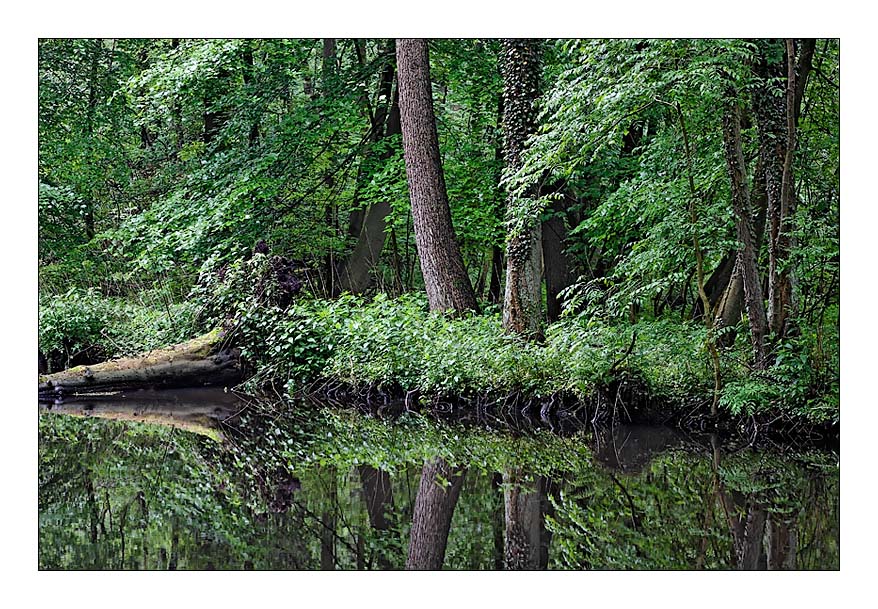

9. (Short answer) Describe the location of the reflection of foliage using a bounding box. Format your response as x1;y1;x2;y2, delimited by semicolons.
547;447;839;570
39;402;839;570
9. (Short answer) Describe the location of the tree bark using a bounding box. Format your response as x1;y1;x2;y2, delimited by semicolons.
753;39;794;339
721;85;769;368
711;158;768;342
396;38;478;313
501;39;544;338
405;456;466;570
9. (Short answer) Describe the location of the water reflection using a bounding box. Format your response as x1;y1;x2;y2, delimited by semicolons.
38;389;839;570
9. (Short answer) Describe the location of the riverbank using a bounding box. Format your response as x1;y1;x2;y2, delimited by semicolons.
39;290;839;440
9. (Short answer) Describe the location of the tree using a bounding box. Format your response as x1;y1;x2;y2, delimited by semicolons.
394;38;480;568
334;41;402;295
396;38;478;313
501;39;544;337
721;82;769;368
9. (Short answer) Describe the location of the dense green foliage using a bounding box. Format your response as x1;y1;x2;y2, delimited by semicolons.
38;38;839;423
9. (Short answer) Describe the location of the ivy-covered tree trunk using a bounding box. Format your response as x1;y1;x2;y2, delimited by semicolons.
754;39;796;340
396;38;478;312
752;38;815;340
721;86;769;368
405;456;466;570
501;39;544;338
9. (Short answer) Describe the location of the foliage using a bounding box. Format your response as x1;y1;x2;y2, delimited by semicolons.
38;288;200;370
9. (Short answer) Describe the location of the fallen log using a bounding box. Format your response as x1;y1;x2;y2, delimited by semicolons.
38;329;243;399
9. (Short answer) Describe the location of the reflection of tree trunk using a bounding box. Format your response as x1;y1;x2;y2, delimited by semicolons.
321;469;337;570
712;436;767;570
168;520;179;570
85;475;100;545
503;469;550;570
406;457;466;570
767;513;797;570
359;464;395;569
491;472;505;570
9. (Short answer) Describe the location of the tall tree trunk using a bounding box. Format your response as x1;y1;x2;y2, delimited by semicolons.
203;66;231;146
753;38;814;339
706;160;768;336
335;86;402;294
501;39;544;337
405;457;466;570
396;38;478;312
754;39;793;340
334;42;398;294
541;191;574;323
721;85;769;368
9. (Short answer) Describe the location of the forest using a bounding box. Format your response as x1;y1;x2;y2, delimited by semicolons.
37;38;840;571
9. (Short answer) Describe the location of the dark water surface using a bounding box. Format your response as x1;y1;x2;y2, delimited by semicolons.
38;388;839;570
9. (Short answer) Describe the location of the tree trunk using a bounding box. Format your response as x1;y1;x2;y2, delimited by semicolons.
721;85;769;368
753;39;794;340
241;40;261;147
38;329;241;398
396;38;478;313
541;191;574;323
501;39;544;338
203;66;231;145
170;39;185;152
712;159;769;342
334;42;399;295
405;456;466;570
335;86;402;294
488;244;504;305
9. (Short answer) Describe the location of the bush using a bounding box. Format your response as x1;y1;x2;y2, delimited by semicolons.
39;288;200;372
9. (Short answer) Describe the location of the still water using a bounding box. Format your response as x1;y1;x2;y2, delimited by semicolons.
38;388;839;570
